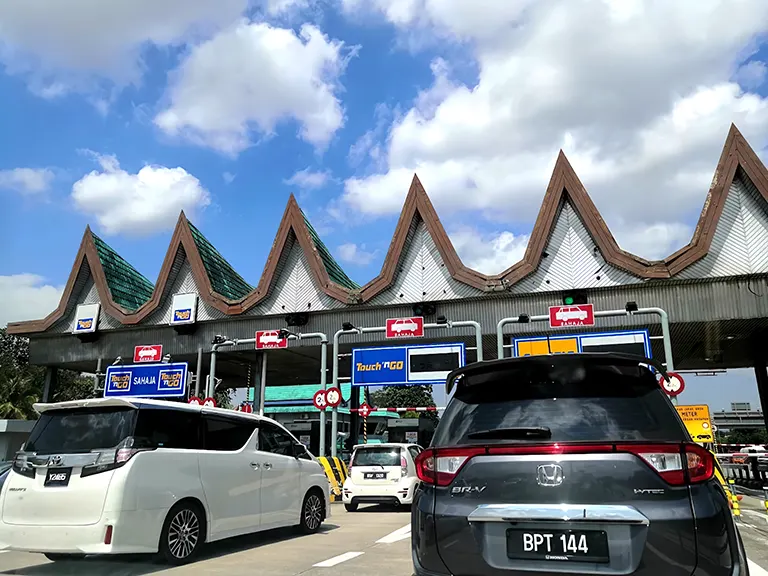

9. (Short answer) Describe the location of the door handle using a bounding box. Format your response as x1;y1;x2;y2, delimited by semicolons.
250;462;260;469
263;463;273;470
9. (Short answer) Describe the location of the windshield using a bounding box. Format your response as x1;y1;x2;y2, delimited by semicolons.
24;407;137;454
435;359;687;446
352;447;402;467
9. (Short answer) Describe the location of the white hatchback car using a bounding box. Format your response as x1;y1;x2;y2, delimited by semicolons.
342;443;422;511
0;398;330;565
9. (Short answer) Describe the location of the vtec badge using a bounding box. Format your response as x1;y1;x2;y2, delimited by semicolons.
451;485;487;496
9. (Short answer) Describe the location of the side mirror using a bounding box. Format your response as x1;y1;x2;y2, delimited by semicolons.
292;443;307;458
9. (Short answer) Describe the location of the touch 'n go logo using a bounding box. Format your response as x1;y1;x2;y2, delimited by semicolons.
76;318;93;331
173;309;192;322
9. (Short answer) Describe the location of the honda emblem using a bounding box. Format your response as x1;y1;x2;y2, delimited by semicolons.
536;464;564;487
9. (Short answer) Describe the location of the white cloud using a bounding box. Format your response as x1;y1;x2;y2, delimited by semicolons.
336;243;377;266
339;0;768;261
0;167;54;194
0;0;247;98
71;153;211;237
284;167;332;190
222;171;236;184
155;21;354;155
450;227;529;275
0;274;63;327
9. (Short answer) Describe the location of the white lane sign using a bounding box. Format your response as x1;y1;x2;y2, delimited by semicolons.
659;372;685;397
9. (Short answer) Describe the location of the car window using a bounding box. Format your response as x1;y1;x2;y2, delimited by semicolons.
352;447;402;467
258;422;296;457
435;358;687;446
203;416;256;451
407;446;421;461
134;407;202;450
24;407;137;454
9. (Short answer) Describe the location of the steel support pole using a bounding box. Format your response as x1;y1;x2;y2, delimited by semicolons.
495;306;675;374
195;347;203;397
259;352;268;416
329;321;483;458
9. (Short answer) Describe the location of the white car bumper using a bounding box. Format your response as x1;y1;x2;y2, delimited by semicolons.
342;479;419;506
0;508;165;555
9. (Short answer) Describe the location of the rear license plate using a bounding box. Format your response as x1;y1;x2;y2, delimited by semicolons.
44;468;72;487
507;529;609;563
363;472;387;480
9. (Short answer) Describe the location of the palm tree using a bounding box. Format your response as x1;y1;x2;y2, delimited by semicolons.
0;374;40;420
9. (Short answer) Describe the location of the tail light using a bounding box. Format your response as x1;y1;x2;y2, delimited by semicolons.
401;455;408;476
415;443;714;487
82;437;155;478
11;453;35;479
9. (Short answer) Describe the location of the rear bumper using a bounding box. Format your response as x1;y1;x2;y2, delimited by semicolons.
0;508;166;555
342;479;418;505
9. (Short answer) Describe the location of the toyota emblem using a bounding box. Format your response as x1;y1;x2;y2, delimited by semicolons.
49;455;63;466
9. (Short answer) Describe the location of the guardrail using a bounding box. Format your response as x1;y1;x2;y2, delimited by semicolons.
716;453;768;487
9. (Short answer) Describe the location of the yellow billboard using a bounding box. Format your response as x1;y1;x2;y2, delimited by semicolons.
676;405;714;443
515;338;579;357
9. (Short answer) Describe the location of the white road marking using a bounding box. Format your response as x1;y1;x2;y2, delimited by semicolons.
749;559;768;576
741;509;768;522
313;552;364;567
376;523;411;544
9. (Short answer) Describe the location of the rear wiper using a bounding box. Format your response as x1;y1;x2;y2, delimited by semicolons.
467;426;552;440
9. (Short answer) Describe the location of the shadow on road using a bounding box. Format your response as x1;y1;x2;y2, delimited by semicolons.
0;524;340;576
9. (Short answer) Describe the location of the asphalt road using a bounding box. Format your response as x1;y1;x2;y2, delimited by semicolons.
0;502;765;575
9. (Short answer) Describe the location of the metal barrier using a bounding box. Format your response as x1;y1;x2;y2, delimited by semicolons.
209;331;328;415
327;319;484;458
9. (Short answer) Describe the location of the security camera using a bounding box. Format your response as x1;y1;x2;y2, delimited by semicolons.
112;356;122;366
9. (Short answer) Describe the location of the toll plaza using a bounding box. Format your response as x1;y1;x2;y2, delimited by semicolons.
4;124;768;574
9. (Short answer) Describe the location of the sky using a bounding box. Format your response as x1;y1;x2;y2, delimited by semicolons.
1;0;768;414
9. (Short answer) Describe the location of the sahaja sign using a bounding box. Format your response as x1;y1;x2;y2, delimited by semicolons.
104;362;188;398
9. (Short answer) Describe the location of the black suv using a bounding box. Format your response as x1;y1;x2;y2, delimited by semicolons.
412;353;749;576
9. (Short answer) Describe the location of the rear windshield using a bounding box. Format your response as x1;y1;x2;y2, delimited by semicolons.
25;407;137;454
434;359;687;446
352;447;402;467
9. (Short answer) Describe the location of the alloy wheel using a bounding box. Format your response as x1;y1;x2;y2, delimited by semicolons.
304;494;323;531
167;508;200;559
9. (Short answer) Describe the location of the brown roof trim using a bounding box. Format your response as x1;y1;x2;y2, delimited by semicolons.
664;124;768;274
9;125;768;335
358;175;493;303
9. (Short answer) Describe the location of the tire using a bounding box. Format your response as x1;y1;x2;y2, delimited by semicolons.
344;503;358;512
44;553;86;562
158;501;205;565
299;490;325;534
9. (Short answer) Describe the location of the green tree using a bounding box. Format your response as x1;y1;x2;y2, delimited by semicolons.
0;374;40;419
370;385;439;424
720;428;768;445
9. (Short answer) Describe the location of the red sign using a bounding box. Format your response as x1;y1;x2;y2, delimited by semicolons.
203;397;217;408
313;389;328;411
236;403;253;413
325;387;342;408
255;330;288;350
659;372;685;397
134;345;163;363
188;396;202;405
385;317;425;339
549;304;595;328
358;403;372;419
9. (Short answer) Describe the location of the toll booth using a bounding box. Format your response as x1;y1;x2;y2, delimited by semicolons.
283;421;322;455
386;418;435;448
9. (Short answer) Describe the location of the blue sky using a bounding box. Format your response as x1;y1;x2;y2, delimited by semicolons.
1;0;768;413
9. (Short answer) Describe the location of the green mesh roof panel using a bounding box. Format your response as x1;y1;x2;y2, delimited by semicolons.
91;233;154;311
301;212;360;290
187;221;253;300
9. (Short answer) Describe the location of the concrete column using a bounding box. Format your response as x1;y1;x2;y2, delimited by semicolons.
753;362;768;431
42;367;57;403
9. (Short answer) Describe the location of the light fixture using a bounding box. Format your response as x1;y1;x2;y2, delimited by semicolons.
342;322;356;331
625;301;639;313
278;329;296;339
517;313;530;324
212;335;228;345
436;315;448;325
111;356;123;366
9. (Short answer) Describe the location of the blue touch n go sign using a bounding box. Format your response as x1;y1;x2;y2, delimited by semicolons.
104;362;188;398
351;343;465;387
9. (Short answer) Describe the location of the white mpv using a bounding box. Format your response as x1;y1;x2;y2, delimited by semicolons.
0;398;330;565
342;443;422;511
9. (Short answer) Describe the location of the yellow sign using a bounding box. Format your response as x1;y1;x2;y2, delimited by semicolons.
676;405;713;443
516;338;579;357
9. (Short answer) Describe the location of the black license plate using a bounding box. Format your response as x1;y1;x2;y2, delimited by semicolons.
44;468;72;487
363;472;387;480
507;529;609;563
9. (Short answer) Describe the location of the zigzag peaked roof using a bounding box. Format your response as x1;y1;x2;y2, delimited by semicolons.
7;124;768;335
